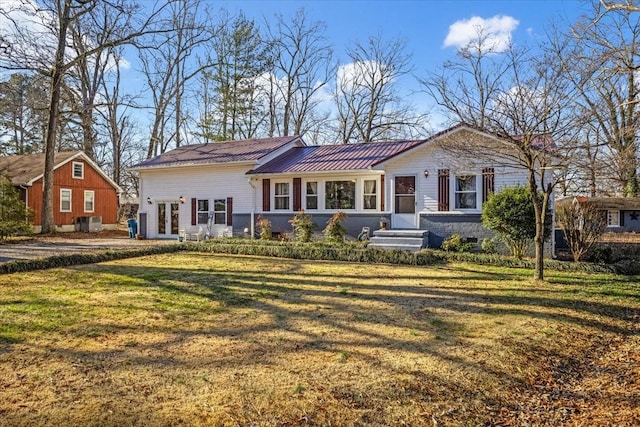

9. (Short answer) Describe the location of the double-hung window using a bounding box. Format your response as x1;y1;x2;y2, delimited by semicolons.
363;179;377;210
84;190;94;212
60;189;71;212
305;182;318;210
274;182;290;210
214;199;226;224
455;175;477;209
197;199;209;224
607;210;621;227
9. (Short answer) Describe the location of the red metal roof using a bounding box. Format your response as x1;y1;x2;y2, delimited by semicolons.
132;136;302;169
248;139;427;174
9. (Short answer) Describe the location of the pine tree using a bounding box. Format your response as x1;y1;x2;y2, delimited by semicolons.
0;175;33;239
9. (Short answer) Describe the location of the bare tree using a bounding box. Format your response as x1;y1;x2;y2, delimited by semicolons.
561;2;640;196
422;35;577;280
557;199;607;262
267;9;334;137
335;34;426;144
139;0;216;158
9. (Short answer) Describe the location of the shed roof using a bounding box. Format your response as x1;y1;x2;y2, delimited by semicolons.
0;151;79;186
248;139;427;174
132;136;302;169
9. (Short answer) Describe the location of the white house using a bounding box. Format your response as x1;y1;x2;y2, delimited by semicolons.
131;125;544;250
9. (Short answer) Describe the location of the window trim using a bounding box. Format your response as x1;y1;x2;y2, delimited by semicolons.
274;181;291;211
607;209;621;227
454;174;478;210
83;190;94;213
60;188;72;212
72;161;84;179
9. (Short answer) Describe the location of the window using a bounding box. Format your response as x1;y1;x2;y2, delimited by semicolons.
305;182;318;210
455;175;477;209
325;180;355;209
214;199;226;224
72;161;84;179
197;199;209;224
60;189;71;212
84;190;94;212
274;182;290;210
608;210;620;227
363;179;377;210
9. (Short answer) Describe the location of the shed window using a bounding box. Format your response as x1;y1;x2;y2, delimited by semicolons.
84;190;94;212
72;162;84;179
60;189;71;212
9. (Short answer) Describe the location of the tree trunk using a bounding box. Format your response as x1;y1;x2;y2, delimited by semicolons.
42;0;71;234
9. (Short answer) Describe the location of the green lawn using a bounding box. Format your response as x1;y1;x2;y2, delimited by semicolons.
0;252;638;426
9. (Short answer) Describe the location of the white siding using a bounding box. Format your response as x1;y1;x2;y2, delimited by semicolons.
138;163;255;238
383;141;530;215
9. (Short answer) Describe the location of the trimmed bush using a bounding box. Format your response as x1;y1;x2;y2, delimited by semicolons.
441;234;473;252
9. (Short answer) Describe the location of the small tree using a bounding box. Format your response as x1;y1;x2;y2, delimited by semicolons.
0;175;33;240
482;186;551;259
255;215;272;240
556;200;607;262
289;210;315;242
323;212;347;243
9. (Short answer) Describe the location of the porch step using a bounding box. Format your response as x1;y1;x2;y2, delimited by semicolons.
368;230;429;253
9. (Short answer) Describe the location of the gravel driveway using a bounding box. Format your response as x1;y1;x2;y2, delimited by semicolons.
0;236;177;263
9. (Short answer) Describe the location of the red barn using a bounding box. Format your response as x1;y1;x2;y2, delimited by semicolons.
0;151;121;232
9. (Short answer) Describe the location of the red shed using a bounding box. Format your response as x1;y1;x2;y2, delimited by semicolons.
0;151;121;232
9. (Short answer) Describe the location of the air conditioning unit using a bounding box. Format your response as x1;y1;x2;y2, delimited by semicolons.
89;216;102;232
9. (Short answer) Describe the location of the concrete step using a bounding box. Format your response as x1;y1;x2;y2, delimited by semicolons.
373;229;428;238
368;229;429;252
369;236;426;246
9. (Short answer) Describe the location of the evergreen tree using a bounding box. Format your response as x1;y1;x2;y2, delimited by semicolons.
0;175;33;239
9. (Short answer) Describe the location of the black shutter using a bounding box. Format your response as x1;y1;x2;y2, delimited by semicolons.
191;198;197;225
226;197;233;226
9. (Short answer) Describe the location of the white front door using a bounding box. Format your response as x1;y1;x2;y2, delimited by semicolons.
392;175;417;229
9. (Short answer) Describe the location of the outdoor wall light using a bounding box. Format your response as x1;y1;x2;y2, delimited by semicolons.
146;197;152;204
423;169;429;178
179;196;185;204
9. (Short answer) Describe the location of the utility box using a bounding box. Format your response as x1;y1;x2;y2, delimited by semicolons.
89;216;102;232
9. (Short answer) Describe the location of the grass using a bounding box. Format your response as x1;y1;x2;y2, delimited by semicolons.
0;252;639;426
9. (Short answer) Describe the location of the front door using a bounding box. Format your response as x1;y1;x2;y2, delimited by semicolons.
158;203;180;236
392;175;417;229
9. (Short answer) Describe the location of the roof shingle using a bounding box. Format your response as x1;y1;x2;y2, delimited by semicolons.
0;151;80;185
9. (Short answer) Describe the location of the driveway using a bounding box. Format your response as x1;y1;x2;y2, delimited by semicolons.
0;235;177;263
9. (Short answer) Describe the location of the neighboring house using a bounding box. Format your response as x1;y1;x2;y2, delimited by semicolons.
556;196;640;233
0;151;122;232
132;125;542;250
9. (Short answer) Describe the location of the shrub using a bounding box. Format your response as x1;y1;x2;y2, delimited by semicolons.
324;212;348;243
288;211;315;242
0;174;33;239
256;215;272;240
441;234;473;252
481;237;499;254
556;201;607;262
482;186;551;259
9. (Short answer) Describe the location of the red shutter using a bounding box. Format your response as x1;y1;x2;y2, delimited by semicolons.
262;179;271;211
191;198;197;225
380;174;385;211
482;167;495;203
293;178;302;212
226;197;233;226
438;169;450;211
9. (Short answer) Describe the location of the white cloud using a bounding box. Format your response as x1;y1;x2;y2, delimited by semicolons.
443;15;519;53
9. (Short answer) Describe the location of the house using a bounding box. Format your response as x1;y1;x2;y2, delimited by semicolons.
556;196;640;233
132;125;542;250
0;151;122;232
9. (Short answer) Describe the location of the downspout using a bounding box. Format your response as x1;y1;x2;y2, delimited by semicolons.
247;177;256;239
